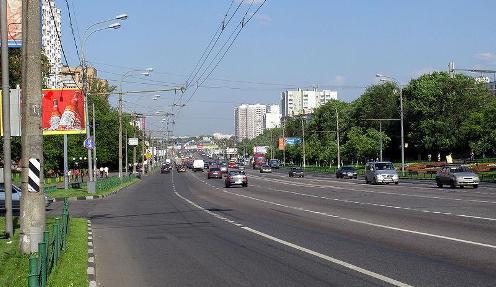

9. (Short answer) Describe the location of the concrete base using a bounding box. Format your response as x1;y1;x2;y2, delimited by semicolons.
87;180;96;193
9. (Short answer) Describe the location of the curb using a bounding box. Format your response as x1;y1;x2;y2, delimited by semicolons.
87;219;97;287
48;179;139;203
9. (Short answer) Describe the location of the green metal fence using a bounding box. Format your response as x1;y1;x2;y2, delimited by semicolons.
28;199;70;287
96;175;136;192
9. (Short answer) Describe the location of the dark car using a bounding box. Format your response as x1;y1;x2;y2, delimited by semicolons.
176;165;187;173
161;164;171;174
289;167;304;178
435;165;480;189
336;166;358;179
269;159;280;169
225;170;248;188
207;167;222;179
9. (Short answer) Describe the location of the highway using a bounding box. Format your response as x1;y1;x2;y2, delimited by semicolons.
52;169;496;286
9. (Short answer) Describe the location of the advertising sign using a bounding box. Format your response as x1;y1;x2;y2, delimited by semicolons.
128;138;139;146
226;148;238;155
4;0;22;47
253;146;268;154
42;89;86;135
278;138;285;150
285;137;302;145
0;88;22;136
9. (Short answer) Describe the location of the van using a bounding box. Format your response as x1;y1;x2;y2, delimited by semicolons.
364;161;399;185
193;159;205;172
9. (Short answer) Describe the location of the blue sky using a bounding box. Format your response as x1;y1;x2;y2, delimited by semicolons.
58;0;496;136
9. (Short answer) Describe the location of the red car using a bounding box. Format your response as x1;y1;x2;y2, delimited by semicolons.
228;162;237;169
207;167;222;179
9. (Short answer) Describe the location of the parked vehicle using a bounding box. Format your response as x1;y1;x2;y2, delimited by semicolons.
225;170;248;188
435;165;479;189
364;162;399;184
336;166;358;179
207;167;222;179
193;159;205;172
0;183;49;209
260;165;272;173
289;167;304;178
269;159;280;169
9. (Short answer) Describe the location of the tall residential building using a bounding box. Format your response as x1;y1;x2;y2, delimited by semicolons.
281;88;337;117
235;104;267;141
264;104;281;129
42;0;62;88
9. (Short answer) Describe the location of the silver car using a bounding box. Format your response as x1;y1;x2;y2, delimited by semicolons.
435;165;479;189
364;161;399;185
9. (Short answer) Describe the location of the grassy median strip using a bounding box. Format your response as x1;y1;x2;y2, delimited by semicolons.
1;217;88;287
47;176;139;199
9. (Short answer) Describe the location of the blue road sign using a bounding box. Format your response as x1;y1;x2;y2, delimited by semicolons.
84;137;96;150
285;137;302;145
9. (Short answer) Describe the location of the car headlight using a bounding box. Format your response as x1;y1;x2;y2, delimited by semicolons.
474;176;480;182
456;176;464;182
376;174;383;179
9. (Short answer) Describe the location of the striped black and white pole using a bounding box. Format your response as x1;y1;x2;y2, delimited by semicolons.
28;158;41;193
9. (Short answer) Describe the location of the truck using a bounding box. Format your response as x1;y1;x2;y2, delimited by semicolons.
252;153;266;170
192;159;205;172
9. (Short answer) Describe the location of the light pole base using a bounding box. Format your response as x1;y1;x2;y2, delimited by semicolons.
87;180;96;193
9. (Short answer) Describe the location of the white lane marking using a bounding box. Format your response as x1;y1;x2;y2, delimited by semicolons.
250;184;496;222
242;226;412;287
173;175;412;287
250;174;496;205
188;172;496;250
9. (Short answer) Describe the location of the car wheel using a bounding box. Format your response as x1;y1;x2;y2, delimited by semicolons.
450;180;456;189
473;184;478;189
436;179;443;188
243;183;248;187
365;177;369;184
394;182;399;185
225;183;230;188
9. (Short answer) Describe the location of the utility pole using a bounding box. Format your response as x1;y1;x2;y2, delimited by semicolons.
282;118;286;166
301;116;306;168
92;102;97;180
19;0;45;253
142;117;146;175
125;128;128;175
379;121;383;161
1;0;13;238
399;87;405;176
132;113;137;174
336;107;341;169
63;135;68;189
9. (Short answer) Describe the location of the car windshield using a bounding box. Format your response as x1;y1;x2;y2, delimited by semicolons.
450;166;471;173
374;163;395;170
229;170;245;176
210;168;220;171
292;168;303;171
342;167;355;171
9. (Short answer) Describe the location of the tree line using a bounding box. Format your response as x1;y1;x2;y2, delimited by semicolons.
239;72;496;165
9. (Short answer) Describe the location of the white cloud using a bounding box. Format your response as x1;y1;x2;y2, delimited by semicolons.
475;52;496;62
334;75;345;84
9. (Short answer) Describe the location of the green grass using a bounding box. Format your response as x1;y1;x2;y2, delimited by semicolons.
0;217;29;287
47;177;139;199
47;218;88;287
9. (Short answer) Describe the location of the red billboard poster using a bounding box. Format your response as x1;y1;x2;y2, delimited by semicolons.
42;89;86;135
7;0;22;47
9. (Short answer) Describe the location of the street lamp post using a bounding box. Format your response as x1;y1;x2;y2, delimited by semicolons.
119;68;153;178
376;74;405;176
80;22;122;192
301;116;306;169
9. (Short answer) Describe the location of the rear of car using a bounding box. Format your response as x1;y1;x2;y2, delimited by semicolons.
225;170;248;188
207;167;222;179
193;160;205;172
161;164;171;174
260;165;272;173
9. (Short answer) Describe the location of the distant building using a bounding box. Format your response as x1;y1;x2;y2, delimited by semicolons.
213;133;234;140
264;105;281;129
59;66;109;90
281;88;337;117
235;104;267;141
41;0;62;88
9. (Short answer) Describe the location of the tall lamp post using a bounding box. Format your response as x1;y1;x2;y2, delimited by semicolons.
80;20;124;192
118;68;153;178
376;74;405;176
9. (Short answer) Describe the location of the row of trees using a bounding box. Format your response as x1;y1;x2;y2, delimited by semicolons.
239;72;496;165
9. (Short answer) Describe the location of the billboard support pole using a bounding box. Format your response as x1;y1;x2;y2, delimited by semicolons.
92;102;97;182
1;0;13;238
19;0;45;253
64;135;68;189
125;129;128;175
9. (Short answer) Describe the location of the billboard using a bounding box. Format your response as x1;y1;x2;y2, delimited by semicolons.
128;138;138;146
285;137;302;145
42;89;86;135
253;146;268;154
6;0;22;47
278;138;285;150
0;88;22;136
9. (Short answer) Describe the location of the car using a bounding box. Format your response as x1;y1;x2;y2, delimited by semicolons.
161;164;171;174
260;165;272;173
269;159;280;169
0;183;50;209
336;166;358;179
219;163;228;175
228;162;237;169
225;170;248;188
364;161;399;184
207;167;222;179
289;167;304;178
176;165;187;173
435;165;479;189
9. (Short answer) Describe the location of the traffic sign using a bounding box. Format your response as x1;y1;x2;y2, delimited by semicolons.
83;137;96;150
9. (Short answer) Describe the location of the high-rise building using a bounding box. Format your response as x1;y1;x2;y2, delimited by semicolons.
281;88;337;118
42;0;62;88
264;105;281;129
235;104;267;141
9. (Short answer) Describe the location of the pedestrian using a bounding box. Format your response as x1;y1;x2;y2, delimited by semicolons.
100;167;104;178
428;153;432;162
437;152;441;162
470;150;475;161
104;166;109;178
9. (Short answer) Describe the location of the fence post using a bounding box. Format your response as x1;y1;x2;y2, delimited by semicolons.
38;241;47;287
28;255;39;287
53;219;60;264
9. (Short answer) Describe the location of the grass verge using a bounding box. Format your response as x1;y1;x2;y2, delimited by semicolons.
0;217;28;287
47;177;139;198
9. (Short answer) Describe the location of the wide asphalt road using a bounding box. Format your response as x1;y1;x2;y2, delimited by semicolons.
49;168;496;286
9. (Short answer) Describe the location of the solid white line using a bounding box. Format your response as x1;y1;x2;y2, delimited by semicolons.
174;175;413;286
250;184;496;222
189;172;496;249
241;226;412;287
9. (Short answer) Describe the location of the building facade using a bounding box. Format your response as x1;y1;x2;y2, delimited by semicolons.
235;104;267;141
264;104;281;129
42;0;62;88
59;66;109;89
281;88;337;117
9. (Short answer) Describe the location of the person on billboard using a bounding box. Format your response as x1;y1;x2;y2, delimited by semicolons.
58;93;83;130
48;99;61;130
